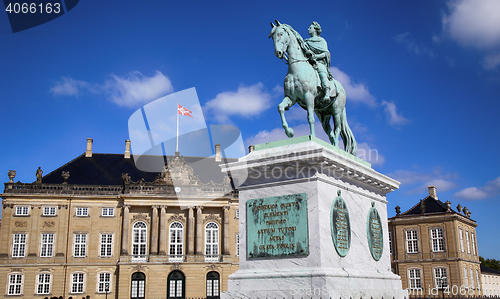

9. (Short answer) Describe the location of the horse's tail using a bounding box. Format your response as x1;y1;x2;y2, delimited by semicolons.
340;109;357;156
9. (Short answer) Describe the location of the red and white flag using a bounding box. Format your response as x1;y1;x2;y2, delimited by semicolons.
177;104;193;118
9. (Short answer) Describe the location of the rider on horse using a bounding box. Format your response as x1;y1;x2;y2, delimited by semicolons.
304;21;336;102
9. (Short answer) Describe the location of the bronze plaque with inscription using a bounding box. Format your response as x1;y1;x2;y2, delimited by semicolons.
367;202;383;261
330;190;350;257
246;193;308;258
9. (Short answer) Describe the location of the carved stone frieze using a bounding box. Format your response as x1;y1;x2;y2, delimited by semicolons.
14;221;28;228
132;264;147;272
42;221;55;228
170;264;182;271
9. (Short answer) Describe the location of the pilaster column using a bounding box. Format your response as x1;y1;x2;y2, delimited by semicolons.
195;206;204;255
121;205;131;255
223;205;230;255
150;206;159;255
159;206;167;255
188;207;195;254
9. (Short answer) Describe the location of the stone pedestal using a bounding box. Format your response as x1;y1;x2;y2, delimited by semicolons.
221;136;406;299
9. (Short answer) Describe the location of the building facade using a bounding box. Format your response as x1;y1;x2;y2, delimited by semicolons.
389;186;481;297
481;265;500;296
0;139;240;299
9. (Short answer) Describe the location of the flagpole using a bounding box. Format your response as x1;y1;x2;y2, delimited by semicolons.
176;103;179;153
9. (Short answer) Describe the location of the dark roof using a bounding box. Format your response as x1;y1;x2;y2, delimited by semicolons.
481;265;500;275
41;153;237;185
400;195;453;216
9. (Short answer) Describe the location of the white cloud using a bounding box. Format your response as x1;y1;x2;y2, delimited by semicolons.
105;71;173;107
203;83;272;123
442;0;500;50
455;177;500;200
393;32;435;57
50;77;91;97
330;67;377;107
50;71;173;107
483;52;500;70
388;167;459;194
356;142;385;166
381;100;410;125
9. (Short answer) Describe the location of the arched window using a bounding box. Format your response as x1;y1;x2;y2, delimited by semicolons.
205;222;219;262
131;272;145;299
132;222;147;261
167;271;185;299
169;222;184;262
206;271;220;299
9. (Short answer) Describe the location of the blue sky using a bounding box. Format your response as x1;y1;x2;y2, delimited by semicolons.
1;0;500;259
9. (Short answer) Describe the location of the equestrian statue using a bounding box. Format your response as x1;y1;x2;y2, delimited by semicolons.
269;20;357;156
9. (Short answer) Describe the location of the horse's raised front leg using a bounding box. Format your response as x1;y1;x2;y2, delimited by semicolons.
304;93;315;137
278;96;296;138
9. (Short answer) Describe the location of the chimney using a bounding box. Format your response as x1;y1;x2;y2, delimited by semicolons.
85;138;93;157
428;185;437;199
124;140;131;159
248;145;255;153
214;144;221;162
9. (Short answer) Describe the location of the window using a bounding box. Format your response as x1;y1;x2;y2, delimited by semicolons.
71;273;84;293
464;267;468;287
235;209;239;219
236;234;240;257
76;207;88;216
388;230;393;255
431;228;445;252
100;234;113;257
206;271;220;299
476;269;480;290
97;272;111;293
434;268;448;289
132;222;147;260
102;208;114;217
459;228;464;252
37;273;51;294
131;272;146;299
406;230;419;253
12;233;27;257
74;234;87;257
43;206;56;216
466;231;470;254
169;222;183;261
471;233;476;255
15;206;29;216
167;271;184;299
205;222;219;262
470;268;474;288
408;268;422;289
40;233;54;257
8;273;23;295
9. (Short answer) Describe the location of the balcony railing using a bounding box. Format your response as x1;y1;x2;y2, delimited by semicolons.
168;254;186;262
204;254;222;262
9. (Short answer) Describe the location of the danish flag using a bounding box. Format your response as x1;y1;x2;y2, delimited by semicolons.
177;104;193;118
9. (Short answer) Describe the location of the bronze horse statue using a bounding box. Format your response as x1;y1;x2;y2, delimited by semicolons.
269;20;357;155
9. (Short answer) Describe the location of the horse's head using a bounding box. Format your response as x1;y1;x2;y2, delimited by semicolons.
269;20;290;60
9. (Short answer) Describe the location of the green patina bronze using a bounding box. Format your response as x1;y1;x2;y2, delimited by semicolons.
269;20;357;156
330;190;351;257
366;202;383;261
246;193;308;259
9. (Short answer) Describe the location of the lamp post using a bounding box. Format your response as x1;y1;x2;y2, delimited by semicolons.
105;282;109;299
439;277;447;298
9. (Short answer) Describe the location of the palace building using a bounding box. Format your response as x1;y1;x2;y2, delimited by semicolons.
388;186;482;297
0;139;240;299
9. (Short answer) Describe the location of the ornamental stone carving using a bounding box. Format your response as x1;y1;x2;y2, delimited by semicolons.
131;213;150;224
8;170;16;183
42;221;55;228
14;221;28;228
168;212;186;224
203;214;221;225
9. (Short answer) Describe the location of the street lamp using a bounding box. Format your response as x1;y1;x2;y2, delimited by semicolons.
105;282;109;299
439;277;447;298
